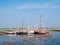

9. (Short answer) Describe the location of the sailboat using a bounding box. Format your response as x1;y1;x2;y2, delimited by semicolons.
16;20;28;35
34;15;49;35
6;28;15;34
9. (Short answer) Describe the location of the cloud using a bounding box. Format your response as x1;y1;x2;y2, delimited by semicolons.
17;3;49;10
17;3;60;10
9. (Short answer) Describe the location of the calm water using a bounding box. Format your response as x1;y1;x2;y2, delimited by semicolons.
0;31;60;45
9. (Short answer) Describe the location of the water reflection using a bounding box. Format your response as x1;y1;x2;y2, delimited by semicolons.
23;34;52;45
0;31;60;45
1;34;52;45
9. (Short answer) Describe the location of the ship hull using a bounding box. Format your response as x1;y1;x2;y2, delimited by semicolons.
16;32;27;35
34;31;46;35
6;32;15;34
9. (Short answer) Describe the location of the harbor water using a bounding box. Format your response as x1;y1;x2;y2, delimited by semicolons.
0;31;60;45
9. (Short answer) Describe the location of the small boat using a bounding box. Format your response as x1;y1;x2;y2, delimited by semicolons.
28;30;34;34
6;28;15;34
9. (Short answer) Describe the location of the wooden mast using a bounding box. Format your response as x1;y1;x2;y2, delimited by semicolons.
22;20;23;32
40;15;42;32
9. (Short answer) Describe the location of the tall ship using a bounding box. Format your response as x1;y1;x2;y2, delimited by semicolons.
16;20;28;35
34;15;50;35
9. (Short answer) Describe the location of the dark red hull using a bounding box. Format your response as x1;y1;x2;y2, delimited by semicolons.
34;31;46;35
